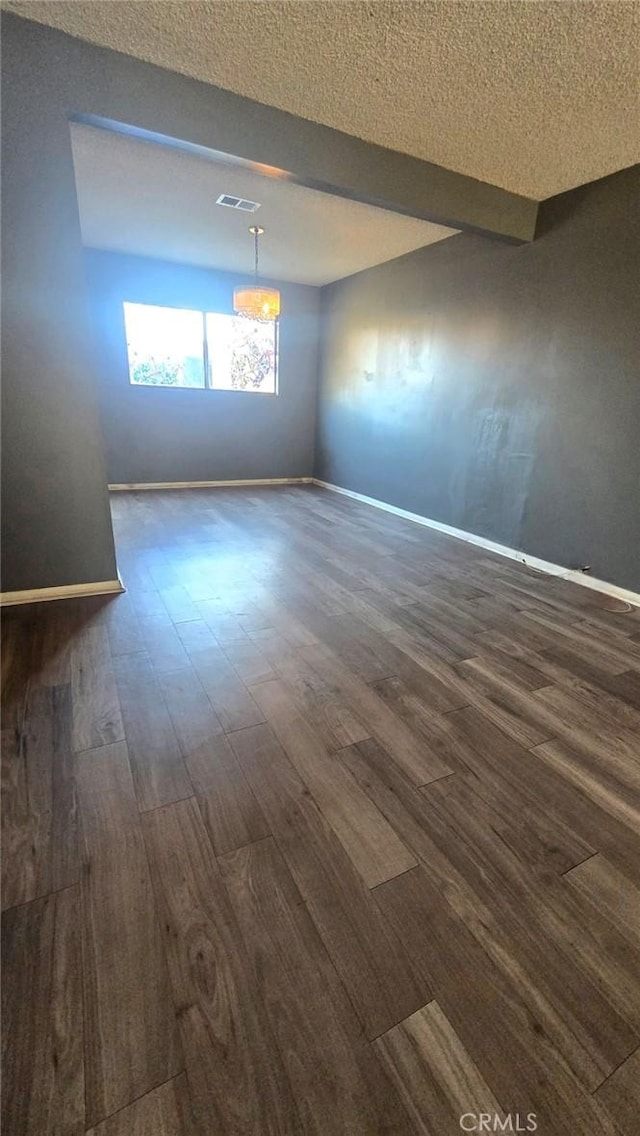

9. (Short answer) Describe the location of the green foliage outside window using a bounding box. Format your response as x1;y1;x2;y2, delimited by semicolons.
129;353;180;386
229;321;275;390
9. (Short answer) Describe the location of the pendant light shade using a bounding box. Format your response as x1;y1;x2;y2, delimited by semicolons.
233;286;281;321
234;226;280;322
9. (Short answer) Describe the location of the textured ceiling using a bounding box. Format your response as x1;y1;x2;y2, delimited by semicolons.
5;1;640;199
70;124;455;285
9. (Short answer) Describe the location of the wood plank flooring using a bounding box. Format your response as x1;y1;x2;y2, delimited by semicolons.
2;484;640;1135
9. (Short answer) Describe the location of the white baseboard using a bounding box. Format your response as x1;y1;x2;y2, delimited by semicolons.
312;479;640;608
108;477;313;491
0;578;124;608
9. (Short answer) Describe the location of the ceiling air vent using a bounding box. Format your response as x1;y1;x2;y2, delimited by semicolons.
216;194;261;212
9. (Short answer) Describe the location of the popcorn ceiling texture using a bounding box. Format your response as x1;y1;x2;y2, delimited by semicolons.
5;0;639;200
70;123;456;285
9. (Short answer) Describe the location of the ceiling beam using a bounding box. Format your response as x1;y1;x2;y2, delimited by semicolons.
15;13;539;242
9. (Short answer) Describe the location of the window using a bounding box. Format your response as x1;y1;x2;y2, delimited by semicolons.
124;303;205;388
206;313;277;393
123;302;278;394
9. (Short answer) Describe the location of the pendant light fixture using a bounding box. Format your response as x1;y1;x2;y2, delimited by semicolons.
233;225;281;322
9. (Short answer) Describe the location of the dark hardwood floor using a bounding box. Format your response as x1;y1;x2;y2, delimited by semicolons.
2;485;639;1135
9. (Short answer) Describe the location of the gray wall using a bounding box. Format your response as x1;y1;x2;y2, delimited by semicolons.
86;251;319;484
316;166;640;592
1;16;117;591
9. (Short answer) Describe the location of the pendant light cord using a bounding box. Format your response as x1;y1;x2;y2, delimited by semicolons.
254;228;259;284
